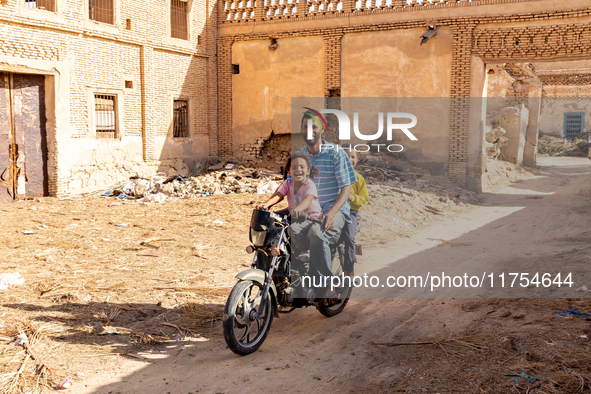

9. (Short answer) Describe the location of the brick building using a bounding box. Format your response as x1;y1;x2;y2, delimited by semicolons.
0;0;217;200
218;0;591;192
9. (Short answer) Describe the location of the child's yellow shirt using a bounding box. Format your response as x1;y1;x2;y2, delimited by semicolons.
350;169;369;211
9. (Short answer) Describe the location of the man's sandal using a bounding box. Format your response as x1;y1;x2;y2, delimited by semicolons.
323;291;341;307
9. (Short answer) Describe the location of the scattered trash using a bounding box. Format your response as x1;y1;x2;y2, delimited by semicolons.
116;224;128;227
97;327;121;336
0;273;25;290
94;167;283;201
22;230;35;235
416;179;430;184
213;220;225;226
60;376;73;390
504;372;538;383
108;202;121;207
138;192;167;203
576;285;590;292
580;335;588;339
257;181;280;194
557;309;591;318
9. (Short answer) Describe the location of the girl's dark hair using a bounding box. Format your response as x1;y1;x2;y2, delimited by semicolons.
282;156;291;180
289;152;318;180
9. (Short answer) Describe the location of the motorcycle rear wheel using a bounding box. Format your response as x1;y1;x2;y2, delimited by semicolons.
317;244;352;317
223;280;274;355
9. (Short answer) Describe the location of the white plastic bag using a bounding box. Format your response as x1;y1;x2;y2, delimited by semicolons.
139;192;167;203
256;181;279;194
0;273;24;290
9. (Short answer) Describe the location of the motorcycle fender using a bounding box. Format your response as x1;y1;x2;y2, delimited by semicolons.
235;269;280;318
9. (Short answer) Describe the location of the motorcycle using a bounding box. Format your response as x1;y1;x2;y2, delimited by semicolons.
222;208;352;355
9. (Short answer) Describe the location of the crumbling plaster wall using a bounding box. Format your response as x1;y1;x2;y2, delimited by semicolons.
539;99;591;137
485;63;542;166
536;59;591;138
231;36;325;160
230;28;453;174
341;27;453;175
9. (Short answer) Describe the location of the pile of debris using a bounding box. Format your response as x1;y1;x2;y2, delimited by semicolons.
356;155;430;183
484;126;509;159
99;167;283;202
537;134;589;157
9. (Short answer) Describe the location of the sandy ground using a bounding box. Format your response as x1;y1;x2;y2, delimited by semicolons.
1;156;591;393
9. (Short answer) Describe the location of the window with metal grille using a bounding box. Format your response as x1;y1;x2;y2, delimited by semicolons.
171;0;188;40
95;95;117;139
89;0;113;24
173;100;189;138
25;0;55;11
563;112;585;140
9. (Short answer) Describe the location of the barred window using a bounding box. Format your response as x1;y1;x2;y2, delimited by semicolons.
564;113;585;140
95;94;117;139
89;0;113;24
171;0;188;40
173;100;189;138
25;0;55;11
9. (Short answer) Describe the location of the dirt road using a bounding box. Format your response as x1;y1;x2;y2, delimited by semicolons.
68;157;591;393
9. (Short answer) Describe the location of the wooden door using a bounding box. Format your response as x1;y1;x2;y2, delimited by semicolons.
0;72;48;201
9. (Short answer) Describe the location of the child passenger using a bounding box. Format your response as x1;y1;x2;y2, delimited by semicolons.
256;153;322;261
343;149;369;277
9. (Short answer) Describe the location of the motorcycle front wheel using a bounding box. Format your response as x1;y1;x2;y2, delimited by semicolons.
223;280;274;355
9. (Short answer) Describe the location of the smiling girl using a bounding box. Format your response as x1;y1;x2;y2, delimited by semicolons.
256;153;322;260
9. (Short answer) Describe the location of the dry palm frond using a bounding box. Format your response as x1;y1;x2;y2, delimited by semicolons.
95;307;122;326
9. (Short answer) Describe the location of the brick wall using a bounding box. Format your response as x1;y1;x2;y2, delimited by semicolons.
0;0;216;195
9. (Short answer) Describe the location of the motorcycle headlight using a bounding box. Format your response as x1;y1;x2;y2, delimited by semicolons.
250;229;267;247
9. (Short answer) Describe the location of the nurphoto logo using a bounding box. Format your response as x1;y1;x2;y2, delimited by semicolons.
307;109;418;152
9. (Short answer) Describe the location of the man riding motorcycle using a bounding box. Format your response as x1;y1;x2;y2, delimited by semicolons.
297;108;357;306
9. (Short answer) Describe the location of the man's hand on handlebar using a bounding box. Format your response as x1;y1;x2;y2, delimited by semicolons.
255;203;269;210
322;210;336;231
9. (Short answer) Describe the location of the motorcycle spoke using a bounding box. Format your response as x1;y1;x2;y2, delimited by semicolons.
250;293;262;310
235;311;247;326
241;290;250;313
239;322;251;343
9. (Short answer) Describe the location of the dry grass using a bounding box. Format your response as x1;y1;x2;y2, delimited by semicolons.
0;193;283;393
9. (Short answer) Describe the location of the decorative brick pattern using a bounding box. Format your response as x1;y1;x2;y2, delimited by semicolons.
473;22;591;60
220;0;544;25
539;73;591;86
448;23;475;184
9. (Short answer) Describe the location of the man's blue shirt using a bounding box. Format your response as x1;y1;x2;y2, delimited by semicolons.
298;141;357;221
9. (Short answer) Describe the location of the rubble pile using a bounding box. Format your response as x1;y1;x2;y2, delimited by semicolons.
484;126;509;159
537;134;589;157
356;155;430;183
101;167;283;202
